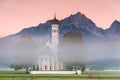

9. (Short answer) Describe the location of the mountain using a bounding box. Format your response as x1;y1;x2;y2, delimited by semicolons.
60;12;105;37
0;12;120;42
14;12;107;42
18;12;120;40
15;12;120;40
106;20;120;37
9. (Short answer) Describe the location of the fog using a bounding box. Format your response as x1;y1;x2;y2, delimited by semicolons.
0;34;120;70
86;40;120;62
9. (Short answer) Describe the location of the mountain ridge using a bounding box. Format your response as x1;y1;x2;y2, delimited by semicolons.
106;20;120;37
0;12;120;40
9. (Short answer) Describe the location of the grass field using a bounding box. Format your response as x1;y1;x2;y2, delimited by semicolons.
0;70;120;80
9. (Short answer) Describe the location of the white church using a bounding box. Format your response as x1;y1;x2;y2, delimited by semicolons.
37;14;63;71
30;15;81;74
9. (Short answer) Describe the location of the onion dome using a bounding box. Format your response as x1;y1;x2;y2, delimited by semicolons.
52;14;59;25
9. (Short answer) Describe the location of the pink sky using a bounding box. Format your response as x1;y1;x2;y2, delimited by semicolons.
0;0;120;37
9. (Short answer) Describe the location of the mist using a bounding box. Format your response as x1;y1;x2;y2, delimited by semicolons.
0;34;120;70
86;39;120;61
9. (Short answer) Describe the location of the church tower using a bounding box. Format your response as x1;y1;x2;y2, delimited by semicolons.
51;14;60;70
51;14;59;48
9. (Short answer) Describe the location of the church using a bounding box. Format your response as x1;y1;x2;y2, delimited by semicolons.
36;14;63;71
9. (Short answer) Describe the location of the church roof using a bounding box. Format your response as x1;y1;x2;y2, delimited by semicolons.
52;14;59;25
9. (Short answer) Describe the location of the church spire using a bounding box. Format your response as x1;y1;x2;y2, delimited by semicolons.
54;13;56;19
52;13;59;25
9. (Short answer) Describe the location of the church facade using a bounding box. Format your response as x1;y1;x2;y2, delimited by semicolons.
37;15;63;71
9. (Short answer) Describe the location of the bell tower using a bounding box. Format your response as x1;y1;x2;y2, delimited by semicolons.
51;14;59;48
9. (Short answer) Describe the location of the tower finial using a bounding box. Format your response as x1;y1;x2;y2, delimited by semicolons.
54;13;56;19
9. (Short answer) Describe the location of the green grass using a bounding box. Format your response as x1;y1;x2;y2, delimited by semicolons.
0;70;120;80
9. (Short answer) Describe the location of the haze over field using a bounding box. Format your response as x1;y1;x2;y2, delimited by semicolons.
0;31;120;70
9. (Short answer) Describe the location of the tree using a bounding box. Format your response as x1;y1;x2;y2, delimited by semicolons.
10;64;23;71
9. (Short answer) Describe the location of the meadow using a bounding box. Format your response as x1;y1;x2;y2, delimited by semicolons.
0;70;120;80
